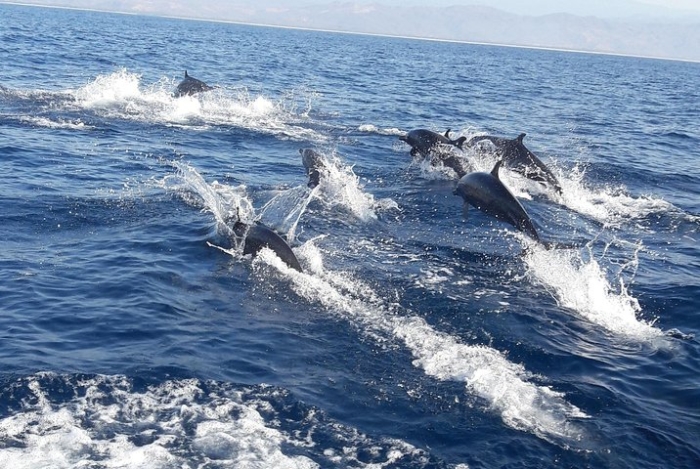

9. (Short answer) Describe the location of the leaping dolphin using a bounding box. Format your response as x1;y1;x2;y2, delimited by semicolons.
232;220;303;272
299;148;327;188
466;133;562;195
453;160;540;242
174;71;215;98
400;128;470;177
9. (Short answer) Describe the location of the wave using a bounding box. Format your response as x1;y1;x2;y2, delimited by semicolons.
358;123;404;136
0;373;431;468
523;238;664;340
46;69;328;141
19;116;91;130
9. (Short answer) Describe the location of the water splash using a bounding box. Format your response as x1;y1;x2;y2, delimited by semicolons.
0;374;426;469
523;239;663;340
159;161;254;240
70;69;326;140
260;150;398;238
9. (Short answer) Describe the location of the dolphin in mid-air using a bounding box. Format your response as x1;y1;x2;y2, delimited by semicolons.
231;220;303;272
454;160;540;242
466;133;562;194
173;71;215;98
299;148;328;188
400;128;470;177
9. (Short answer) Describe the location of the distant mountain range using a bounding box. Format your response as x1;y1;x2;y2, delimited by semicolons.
9;0;700;62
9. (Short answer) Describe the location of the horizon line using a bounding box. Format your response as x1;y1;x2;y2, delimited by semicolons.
2;1;699;65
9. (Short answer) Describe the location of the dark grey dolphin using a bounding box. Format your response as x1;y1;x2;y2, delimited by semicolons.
453;160;540;242
232;221;303;272
174;71;215;98
400;129;470;177
466;133;562;194
299;148;327;188
400;128;467;158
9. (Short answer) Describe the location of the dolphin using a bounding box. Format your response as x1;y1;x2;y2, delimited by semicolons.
400;129;470;177
299;148;327;188
400;128;467;158
232;220;303;272
466;133;562;194
453;160;540;242
174;70;215;98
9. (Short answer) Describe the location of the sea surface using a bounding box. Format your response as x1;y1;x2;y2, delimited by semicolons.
1;4;699;468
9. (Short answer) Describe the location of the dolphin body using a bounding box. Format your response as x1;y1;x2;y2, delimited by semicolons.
232;221;303;272
454;160;540;242
174;71;215;98
466;133;562;194
400;129;470;177
299;148;327;188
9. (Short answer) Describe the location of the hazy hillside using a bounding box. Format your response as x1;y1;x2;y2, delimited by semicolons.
9;0;700;62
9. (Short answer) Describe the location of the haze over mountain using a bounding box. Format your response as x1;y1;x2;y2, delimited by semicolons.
7;0;700;61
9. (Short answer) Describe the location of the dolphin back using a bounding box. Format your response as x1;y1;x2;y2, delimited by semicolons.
455;169;540;242
174;71;214;97
239;222;303;272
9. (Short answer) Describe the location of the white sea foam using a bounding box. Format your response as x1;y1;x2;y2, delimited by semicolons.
358;124;404;136
71;69;326;141
0;374;431;468
556;163;675;227
253;242;587;442
20;116;90;130
0;375;319;469
523;240;663;340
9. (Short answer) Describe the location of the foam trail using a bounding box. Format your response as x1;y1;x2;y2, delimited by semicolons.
523;241;663;339
254;243;587;443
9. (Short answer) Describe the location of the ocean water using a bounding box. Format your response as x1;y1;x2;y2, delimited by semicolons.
1;3;699;468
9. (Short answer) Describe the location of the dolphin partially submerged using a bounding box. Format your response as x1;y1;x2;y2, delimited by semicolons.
174;71;215;98
454;160;540;242
400;129;470;177
299;148;327;188
400;128;467;158
466;133;562;194
232;220;303;272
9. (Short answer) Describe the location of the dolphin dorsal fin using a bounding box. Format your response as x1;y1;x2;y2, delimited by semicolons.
184;70;189;78
444;129;451;138
491;160;503;178
517;133;526;142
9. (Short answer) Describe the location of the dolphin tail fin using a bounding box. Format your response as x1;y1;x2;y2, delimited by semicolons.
454;136;466;150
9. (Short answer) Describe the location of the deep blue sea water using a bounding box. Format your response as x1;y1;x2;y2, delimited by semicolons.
1;3;700;468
